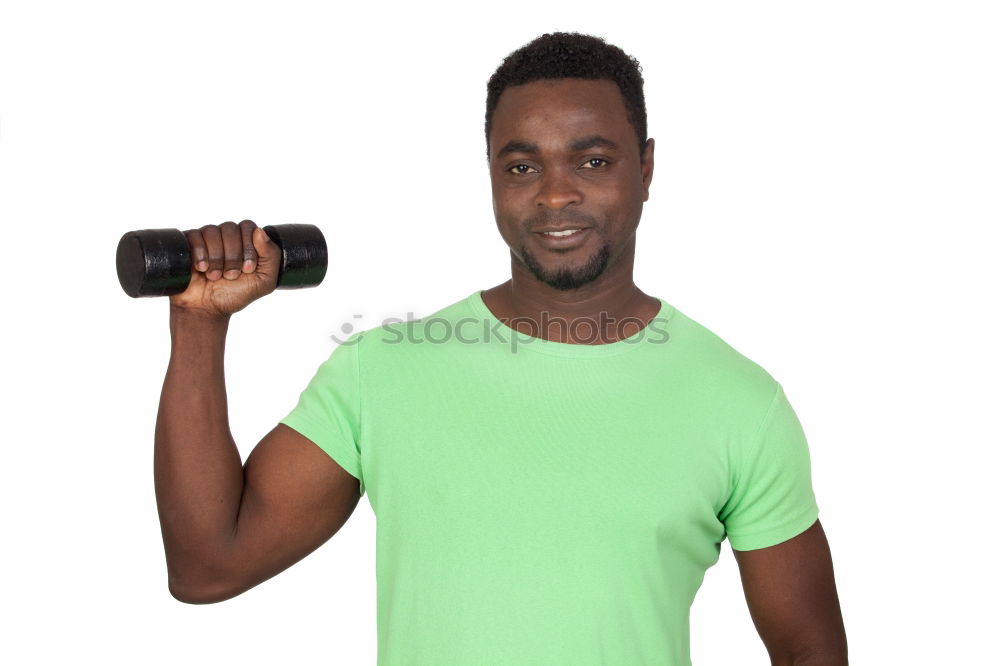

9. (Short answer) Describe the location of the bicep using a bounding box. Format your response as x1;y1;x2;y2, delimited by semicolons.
732;519;848;663
228;423;362;596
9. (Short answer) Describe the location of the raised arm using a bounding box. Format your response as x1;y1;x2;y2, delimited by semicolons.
153;220;361;604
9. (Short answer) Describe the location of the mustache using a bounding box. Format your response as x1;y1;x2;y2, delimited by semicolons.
524;210;599;232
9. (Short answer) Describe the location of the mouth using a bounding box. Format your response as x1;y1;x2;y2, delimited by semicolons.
532;227;591;249
538;228;585;236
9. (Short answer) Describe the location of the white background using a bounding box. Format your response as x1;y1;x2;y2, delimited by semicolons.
1;1;997;663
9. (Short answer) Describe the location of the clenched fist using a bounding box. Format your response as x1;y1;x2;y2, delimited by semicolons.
169;219;281;316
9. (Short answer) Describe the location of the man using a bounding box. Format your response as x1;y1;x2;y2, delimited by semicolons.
155;32;848;665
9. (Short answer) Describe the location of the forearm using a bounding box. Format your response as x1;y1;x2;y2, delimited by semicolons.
154;305;243;599
782;656;848;666
773;644;849;666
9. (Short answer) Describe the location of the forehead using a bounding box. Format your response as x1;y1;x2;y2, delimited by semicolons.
489;78;633;155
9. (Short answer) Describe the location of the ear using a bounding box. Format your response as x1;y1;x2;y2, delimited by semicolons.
640;138;655;201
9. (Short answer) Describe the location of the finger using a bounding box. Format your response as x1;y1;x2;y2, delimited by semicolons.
219;221;242;280
200;224;224;280
184;229;208;273
239;219;259;273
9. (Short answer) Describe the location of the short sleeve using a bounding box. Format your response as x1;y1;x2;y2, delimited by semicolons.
719;383;819;550
280;331;365;496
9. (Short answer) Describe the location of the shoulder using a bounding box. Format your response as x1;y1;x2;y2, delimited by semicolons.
664;303;780;415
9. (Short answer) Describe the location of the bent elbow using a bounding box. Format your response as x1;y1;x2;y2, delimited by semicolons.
167;570;244;605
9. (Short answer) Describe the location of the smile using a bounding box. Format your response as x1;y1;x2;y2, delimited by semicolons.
534;227;591;249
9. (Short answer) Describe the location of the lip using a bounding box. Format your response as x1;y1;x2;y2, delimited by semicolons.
532;227;591;250
534;225;591;233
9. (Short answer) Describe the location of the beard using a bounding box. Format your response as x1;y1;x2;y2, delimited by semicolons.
519;239;612;291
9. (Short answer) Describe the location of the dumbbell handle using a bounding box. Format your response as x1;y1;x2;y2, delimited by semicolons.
116;224;328;298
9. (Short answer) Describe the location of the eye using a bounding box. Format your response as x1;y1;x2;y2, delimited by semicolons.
509;164;538;175
581;158;609;169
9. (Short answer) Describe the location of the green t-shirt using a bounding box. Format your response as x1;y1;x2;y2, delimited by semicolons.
280;290;819;666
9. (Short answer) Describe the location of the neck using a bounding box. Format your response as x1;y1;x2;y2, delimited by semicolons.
481;252;661;345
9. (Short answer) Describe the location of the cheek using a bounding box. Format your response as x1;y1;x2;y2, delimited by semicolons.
491;201;521;246
609;180;645;218
492;191;522;225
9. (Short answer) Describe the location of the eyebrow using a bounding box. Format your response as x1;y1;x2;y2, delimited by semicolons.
569;135;619;152
495;135;620;158
496;140;539;158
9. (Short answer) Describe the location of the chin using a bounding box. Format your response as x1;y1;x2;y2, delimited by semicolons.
521;243;611;291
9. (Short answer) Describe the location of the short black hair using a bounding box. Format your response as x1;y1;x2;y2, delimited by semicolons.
485;32;647;157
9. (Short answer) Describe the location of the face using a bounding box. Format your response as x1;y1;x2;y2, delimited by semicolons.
488;78;654;292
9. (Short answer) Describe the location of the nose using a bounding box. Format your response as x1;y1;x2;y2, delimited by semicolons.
534;167;582;210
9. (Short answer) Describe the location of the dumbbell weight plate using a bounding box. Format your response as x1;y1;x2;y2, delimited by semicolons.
263;224;328;289
116;228;192;298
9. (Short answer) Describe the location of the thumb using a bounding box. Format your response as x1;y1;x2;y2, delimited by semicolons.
252;226;282;278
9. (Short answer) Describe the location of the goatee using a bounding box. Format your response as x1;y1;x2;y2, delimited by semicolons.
519;241;612;291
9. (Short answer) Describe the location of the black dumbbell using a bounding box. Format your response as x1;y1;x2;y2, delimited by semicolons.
116;223;328;298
